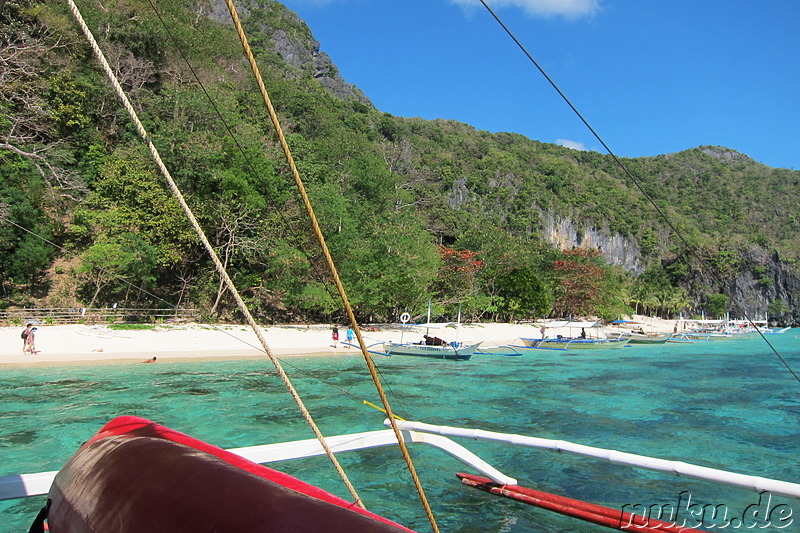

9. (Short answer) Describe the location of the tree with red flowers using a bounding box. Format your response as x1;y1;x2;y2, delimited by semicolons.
435;245;485;309
551;247;607;317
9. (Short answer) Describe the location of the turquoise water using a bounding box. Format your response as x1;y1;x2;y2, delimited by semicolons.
2;332;800;532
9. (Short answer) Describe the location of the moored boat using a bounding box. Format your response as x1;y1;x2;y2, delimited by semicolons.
625;332;672;344
383;339;481;360
518;320;629;350
522;336;629;350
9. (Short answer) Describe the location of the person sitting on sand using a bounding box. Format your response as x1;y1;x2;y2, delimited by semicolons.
141;356;157;363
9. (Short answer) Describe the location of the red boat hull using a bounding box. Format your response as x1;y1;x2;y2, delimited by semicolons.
41;416;415;532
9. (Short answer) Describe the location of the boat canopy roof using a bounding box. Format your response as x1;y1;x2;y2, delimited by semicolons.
405;322;459;329
542;320;600;329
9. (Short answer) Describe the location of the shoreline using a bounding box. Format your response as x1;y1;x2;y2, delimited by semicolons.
1;316;678;367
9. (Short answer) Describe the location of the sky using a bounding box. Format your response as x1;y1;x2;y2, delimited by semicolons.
277;0;799;170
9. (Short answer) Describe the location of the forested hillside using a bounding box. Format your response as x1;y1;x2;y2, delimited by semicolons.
1;0;798;324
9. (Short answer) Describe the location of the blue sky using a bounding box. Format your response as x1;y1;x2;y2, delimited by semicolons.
278;1;799;170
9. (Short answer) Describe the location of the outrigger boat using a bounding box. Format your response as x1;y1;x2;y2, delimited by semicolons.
764;326;791;335
8;1;798;532
8;416;800;532
516;320;629;351
609;319;672;344
625;331;672;344
383;339;481;360
382;305;480;360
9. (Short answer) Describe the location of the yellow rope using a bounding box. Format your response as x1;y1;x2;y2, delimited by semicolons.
222;2;440;530
65;0;366;511
363;400;407;421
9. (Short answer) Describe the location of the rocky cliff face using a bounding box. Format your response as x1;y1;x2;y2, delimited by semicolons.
542;211;644;274
203;1;798;325
542;213;799;324
206;0;371;105
728;247;800;325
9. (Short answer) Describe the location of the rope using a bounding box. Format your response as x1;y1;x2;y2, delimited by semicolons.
222;1;439;530
64;0;366;510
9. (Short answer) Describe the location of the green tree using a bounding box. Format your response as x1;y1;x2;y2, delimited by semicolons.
767;299;790;322
495;267;553;321
73;150;196;268
77;234;157;306
705;293;728;318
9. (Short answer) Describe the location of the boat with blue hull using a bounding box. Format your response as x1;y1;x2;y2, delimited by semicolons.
382;340;481;360
516;320;629;351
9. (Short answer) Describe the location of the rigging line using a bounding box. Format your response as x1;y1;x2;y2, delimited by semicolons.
142;0;340;306
65;0;366;510
478;0;800;384
0;213;176;310
0;210;414;420
142;0;412;424
0;213;257;353
221;1;440;530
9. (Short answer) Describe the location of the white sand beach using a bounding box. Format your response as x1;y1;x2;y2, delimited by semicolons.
0;316;677;366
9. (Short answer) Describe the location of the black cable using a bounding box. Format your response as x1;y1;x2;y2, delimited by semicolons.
143;0;409;416
2;210;411;416
145;0;343;311
478;0;799;384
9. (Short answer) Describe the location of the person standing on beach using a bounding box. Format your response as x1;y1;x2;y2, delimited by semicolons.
21;323;33;353
346;327;354;347
24;327;37;354
332;326;339;348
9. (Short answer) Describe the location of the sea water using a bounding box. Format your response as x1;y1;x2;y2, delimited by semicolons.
2;332;799;532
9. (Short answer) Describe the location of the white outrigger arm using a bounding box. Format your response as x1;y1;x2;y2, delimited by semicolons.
393;420;800;500
0;427;514;501
3;421;799;502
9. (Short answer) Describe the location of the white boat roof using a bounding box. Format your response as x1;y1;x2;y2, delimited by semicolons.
405;322;458;329
541;320;600;329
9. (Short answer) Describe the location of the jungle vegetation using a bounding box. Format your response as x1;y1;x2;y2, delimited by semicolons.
1;0;798;324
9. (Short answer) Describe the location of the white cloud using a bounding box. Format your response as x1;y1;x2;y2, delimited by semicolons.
556;139;586;151
450;0;601;19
